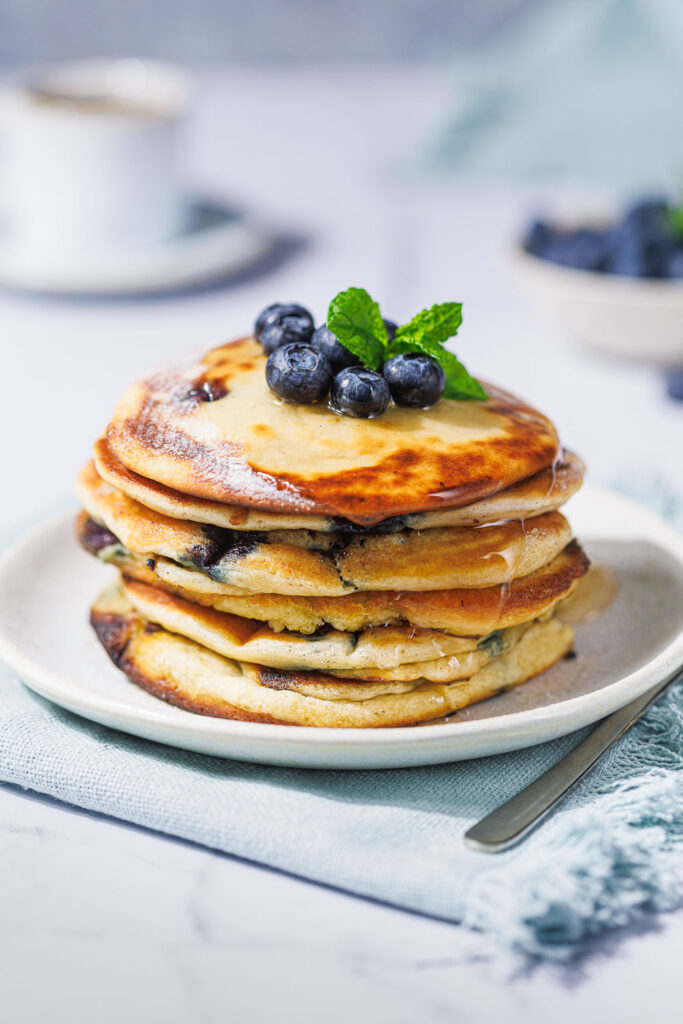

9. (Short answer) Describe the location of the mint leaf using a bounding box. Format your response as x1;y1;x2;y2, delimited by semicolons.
439;350;489;401
392;301;487;400
670;204;683;240
327;287;388;370
393;301;463;351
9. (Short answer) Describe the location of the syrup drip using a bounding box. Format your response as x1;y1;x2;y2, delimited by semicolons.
555;565;618;625
494;518;526;629
545;452;560;501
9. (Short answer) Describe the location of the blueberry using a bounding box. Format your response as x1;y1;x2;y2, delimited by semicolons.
573;229;611;271
666;247;683;278
544;229;610;271
254;303;314;353
665;368;683;401
620;197;669;242
524;219;555;257
330;366;390;418
607;238;669;278
382;352;446;408
383;318;398;343
607;200;674;277
185;379;228;402
606;242;649;277
255;302;285;337
310;323;360;372
265;343;332;404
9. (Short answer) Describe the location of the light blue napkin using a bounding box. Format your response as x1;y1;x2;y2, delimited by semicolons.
429;0;683;191
1;474;682;965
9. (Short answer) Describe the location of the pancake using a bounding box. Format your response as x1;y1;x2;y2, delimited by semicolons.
91;585;574;727
76;464;348;597
120;577;491;671
76;513;590;636
115;575;541;684
325;620;536;683
105;337;562;525
330;514;571;592
153;544;588;635
77;463;572;595
94;436;585;534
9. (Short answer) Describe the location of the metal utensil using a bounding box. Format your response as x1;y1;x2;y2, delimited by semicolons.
465;665;683;853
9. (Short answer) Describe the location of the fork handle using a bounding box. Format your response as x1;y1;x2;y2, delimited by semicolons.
464;666;683;853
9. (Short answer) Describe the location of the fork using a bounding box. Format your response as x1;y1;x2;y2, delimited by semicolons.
465;664;683;853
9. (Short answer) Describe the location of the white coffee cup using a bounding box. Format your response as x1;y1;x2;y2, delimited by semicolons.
0;58;190;256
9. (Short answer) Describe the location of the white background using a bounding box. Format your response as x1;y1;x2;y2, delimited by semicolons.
1;68;682;1023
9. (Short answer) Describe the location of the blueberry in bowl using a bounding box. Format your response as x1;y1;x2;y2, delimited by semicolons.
513;195;683;364
522;197;683;279
665;367;683;402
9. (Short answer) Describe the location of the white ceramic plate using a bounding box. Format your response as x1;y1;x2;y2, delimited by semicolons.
1;483;682;769
0;199;272;296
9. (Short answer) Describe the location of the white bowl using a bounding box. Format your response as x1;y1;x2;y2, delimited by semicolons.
511;244;683;365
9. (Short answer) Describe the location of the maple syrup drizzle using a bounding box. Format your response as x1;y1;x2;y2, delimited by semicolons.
555;564;618;625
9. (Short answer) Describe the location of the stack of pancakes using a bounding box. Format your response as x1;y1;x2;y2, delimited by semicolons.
76;337;589;728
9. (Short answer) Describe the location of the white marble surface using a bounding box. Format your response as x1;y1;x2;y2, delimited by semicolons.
1;67;682;1023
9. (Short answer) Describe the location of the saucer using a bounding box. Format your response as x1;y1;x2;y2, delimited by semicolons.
0;199;272;296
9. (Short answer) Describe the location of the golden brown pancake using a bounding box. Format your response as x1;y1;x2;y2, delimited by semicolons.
91;585;574;727
93;436;585;534
120;577;492;671
331;514;571;591
77;462;572;595
76;511;589;637
105;338;561;525
325;620;536;683
76;463;348;597
153;543;588;635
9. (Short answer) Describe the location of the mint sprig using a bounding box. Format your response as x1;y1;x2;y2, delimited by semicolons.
393;301;463;351
390;302;487;400
326;290;487;401
327;287;388;371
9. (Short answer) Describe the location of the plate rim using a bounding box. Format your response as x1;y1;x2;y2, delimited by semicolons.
1;481;682;764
